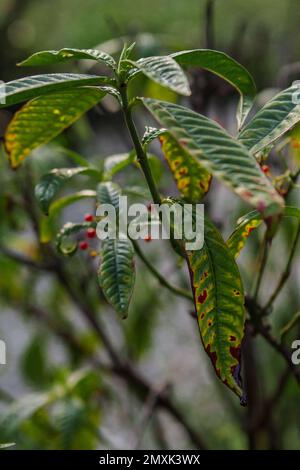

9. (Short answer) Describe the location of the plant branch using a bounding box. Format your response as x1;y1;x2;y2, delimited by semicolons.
120;85;161;205
264;222;300;310
132;240;193;301
4;242;207;449
253;231;269;301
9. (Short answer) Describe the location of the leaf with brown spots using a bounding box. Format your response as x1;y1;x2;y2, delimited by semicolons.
185;213;246;402
227;206;300;259
160;133;211;203
142;98;284;218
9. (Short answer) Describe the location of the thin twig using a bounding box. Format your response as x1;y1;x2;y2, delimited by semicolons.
264;222;300;310
132;240;193;302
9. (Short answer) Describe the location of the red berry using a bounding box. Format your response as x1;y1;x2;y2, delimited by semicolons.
261;165;270;175
79;241;88;250
86;228;96;239
144;235;152;242
84;213;94;222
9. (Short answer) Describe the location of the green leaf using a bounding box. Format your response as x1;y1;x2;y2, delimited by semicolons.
96;181;121;209
185;214;246;401
56;220;96;255
160;132;211;202
227;206;300;258
35;167;101;214
172;49;256;128
141;126;167;147
41;190;96;244
142;98;284;217
5;87;106;168
18;48;116;69
133;56;191;96
98;237;135;319
0;73;112;109
97;182;135;318
238;84;300;154
103;153;135;179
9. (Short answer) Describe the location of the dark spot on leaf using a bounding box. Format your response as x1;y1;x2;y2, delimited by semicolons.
197;289;207;304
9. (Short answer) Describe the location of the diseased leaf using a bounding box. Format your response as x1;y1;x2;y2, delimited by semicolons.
5;87;106;168
98;238;135;319
171;49;256;128
18;48;116;69
227;206;300;258
0;73;111;109
35;167;101;214
160;132;211;202
40;190;96;244
185;212;246;402
238;84;300;154
133;56;191;96
142;98;284;217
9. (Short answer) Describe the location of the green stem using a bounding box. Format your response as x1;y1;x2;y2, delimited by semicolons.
120;85;161;205
132;240;193;302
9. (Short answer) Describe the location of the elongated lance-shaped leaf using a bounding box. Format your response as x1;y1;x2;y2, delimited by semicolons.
171;49;256;129
238;84;300;154
160;132;211;202
5;87;106;168
227;206;300;258
40;190;96;244
132;56;191;96
56;220;96;256
96;181;121;209
185;212;246;402
18;48;116;69
36;167;101;214
142;98;284;217
98;238;135;318
0;73;112;109
97;181;135;317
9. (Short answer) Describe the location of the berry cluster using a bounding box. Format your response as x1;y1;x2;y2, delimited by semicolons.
78;214;97;257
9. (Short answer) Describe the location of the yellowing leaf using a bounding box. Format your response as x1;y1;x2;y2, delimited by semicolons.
5;87;106;168
160;133;211;202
